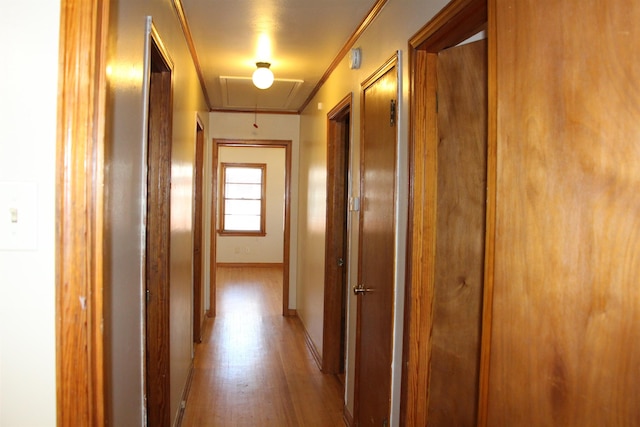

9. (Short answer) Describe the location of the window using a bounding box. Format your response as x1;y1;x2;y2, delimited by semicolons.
220;163;266;235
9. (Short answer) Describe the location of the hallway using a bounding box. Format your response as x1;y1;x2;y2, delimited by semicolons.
181;266;345;426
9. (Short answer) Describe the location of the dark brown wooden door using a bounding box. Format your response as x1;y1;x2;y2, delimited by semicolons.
193;121;204;343
324;95;352;378
354;56;398;426
145;38;173;427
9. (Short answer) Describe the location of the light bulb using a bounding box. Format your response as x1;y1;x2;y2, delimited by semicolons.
252;62;274;89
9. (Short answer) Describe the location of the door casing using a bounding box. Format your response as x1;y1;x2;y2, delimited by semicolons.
401;0;492;425
212;139;293;316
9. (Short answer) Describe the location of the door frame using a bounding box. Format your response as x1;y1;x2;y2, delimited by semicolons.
401;0;494;425
56;0;109;424
212;139;293;316
322;93;353;375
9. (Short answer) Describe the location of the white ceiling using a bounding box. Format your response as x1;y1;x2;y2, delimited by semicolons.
180;0;381;113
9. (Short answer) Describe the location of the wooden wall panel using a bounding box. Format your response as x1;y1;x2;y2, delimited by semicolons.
488;0;640;425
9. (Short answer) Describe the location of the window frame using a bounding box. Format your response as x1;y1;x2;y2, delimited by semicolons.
219;162;267;236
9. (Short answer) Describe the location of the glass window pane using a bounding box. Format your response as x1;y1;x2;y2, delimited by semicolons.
225;199;261;215
226;167;262;184
225;183;262;199
221;164;265;233
224;214;261;231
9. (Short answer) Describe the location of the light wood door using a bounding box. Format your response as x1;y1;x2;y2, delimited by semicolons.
486;0;640;425
354;56;397;426
426;39;487;426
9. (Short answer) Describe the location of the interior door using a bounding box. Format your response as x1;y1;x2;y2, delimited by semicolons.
426;38;488;426
193;120;204;343
354;55;398;426
145;35;173;427
323;95;352;378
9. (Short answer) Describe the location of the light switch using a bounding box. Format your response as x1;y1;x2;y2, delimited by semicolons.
0;182;38;251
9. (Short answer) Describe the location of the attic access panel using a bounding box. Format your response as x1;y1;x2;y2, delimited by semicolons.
219;76;304;111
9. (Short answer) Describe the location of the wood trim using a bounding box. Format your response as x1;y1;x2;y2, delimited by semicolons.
171;0;212;109
216;262;284;268
302;319;324;370
298;0;389;112
477;0;496;424
322;93;352;375
360;52;398;90
56;0;109;425
218;162;267;235
173;360;195;426
402;0;488;425
409;0;486;52
214;139;293;316
210;108;300;115
343;406;354;427
208;138;218;317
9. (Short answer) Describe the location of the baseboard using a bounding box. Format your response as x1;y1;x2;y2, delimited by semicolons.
216;262;284;268
343;404;354;427
300;314;323;370
285;308;297;317
173;360;195;427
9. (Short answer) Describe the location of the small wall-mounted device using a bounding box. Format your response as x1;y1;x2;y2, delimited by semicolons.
349;48;361;69
350;196;360;212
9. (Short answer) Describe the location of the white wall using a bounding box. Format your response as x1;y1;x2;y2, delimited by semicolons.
0;1;58;426
217;147;285;264
209;112;300;309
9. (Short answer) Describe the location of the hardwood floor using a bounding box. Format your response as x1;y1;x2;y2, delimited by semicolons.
181;266;346;427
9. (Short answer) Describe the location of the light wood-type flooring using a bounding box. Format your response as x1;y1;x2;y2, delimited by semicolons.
181;266;345;427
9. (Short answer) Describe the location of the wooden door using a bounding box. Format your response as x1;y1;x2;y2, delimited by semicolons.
425;39;487;426
485;0;640;425
145;34;173;427
403;2;488;424
323;94;352;377
193;120;204;343
354;55;398;426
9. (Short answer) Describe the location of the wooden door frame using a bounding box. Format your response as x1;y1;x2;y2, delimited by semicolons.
56;0;109;425
212;139;293;316
322;93;353;374
143;21;174;427
353;53;399;425
400;0;494;425
193;116;205;343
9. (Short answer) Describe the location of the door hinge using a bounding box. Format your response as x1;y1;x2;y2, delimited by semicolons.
146;289;151;303
390;99;396;127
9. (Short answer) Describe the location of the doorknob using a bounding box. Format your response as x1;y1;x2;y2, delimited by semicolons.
353;283;374;295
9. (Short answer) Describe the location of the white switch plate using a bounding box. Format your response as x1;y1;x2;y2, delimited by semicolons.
350;196;360;212
0;182;38;251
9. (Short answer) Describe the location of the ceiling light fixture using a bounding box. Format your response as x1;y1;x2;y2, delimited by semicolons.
252;62;274;89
